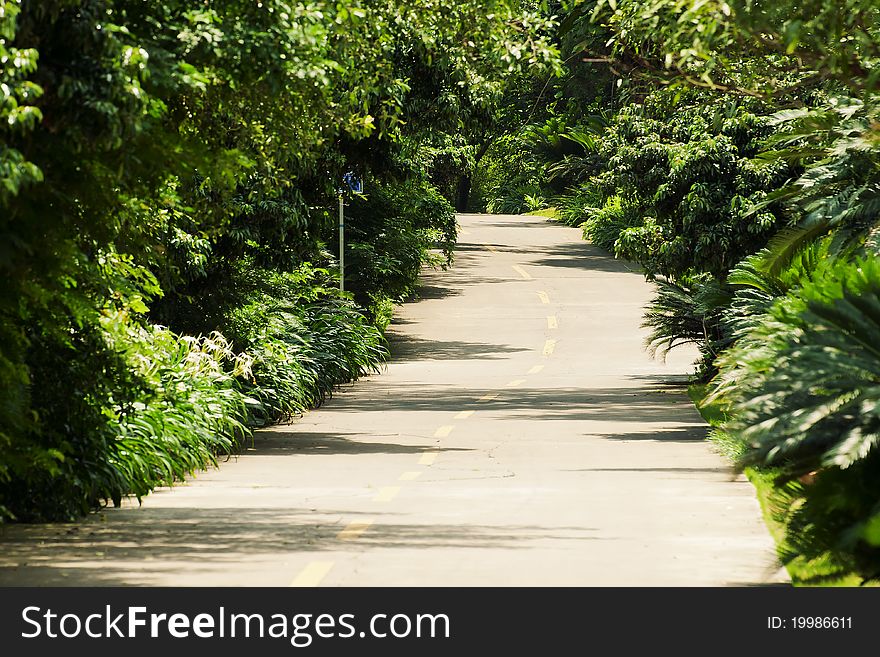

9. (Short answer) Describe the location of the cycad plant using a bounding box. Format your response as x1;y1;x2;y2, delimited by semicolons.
709;255;880;580
726;257;880;473
751;95;880;275
642;274;732;376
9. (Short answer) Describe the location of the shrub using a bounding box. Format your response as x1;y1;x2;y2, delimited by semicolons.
596;99;788;279
110;327;252;504
642;274;733;376
1;321;252;521
204;263;388;423
709;256;880;581
472;133;549;213
556;184;603;227
344;180;456;311
582;195;646;254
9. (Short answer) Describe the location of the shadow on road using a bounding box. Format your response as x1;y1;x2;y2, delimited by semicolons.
0;510;601;586
327;383;700;427
455;240;635;274
568;466;731;474
251;430;473;456
595;425;708;442
412;284;463;300
385;333;529;361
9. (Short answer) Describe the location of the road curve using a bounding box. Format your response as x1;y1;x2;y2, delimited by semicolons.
0;213;784;586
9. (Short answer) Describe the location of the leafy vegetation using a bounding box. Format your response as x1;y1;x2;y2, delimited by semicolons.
0;0;557;521
5;0;880;585
474;0;880;583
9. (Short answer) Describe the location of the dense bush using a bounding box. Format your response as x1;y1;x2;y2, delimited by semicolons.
0;0;558;521
706;255;880;579
473;0;880;581
641;274;732;373
596;0;880;581
344;180;457;311
579;96;790;279
473;133;549;214
219;264;389;423
11;323;251;520
581;194;644;252
555;184;602;227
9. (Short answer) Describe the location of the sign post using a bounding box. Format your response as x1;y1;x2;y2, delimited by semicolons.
338;191;345;293
338;172;362;294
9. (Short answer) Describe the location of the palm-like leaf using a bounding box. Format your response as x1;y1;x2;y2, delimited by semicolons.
752;96;880;278
709;257;880;582
642;274;732;374
719;257;880;475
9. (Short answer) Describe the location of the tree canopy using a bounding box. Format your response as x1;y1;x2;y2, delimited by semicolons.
0;0;557;520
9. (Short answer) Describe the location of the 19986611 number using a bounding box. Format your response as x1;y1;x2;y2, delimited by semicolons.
768;616;852;630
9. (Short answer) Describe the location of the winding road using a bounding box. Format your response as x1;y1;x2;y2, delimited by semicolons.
0;213;784;586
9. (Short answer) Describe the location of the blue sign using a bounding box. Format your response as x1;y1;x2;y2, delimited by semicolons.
343;171;363;194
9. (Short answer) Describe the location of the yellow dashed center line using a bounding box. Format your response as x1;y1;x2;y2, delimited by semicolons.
373;486;401;502
543;339;557;356
512;265;532;280
290;561;334;587
399;471;422;481
337;520;374;542
478;392;499;402
486;245;498;252
537;291;550;304
547;315;558;329
454;410;475;420
528;364;544;375
418;450;438;466
505;379;526;387
434;425;454;438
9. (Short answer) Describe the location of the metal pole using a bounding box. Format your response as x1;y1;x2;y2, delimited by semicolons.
338;192;345;293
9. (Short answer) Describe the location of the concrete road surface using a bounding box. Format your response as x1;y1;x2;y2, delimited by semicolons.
0;213;785;586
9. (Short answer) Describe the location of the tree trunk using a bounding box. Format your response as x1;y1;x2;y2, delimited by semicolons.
456;175;472;212
455;138;494;212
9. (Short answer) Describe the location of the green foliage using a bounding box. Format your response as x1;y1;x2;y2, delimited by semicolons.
715;257;880;475
5;322;251;521
521;114;599;164
708;257;880;581
582;194;644;252
642;274;732;375
0;1;41;203
212;263;388;423
243;298;387;425
475;132;549;214
345;180;457;310
466;6;607;214
0;0;557;521
595;94;788;278
488;181;549;214
110;328;251;505
593;0;879;98
555;184;603;227
543;0;880;580
422;134;478;207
